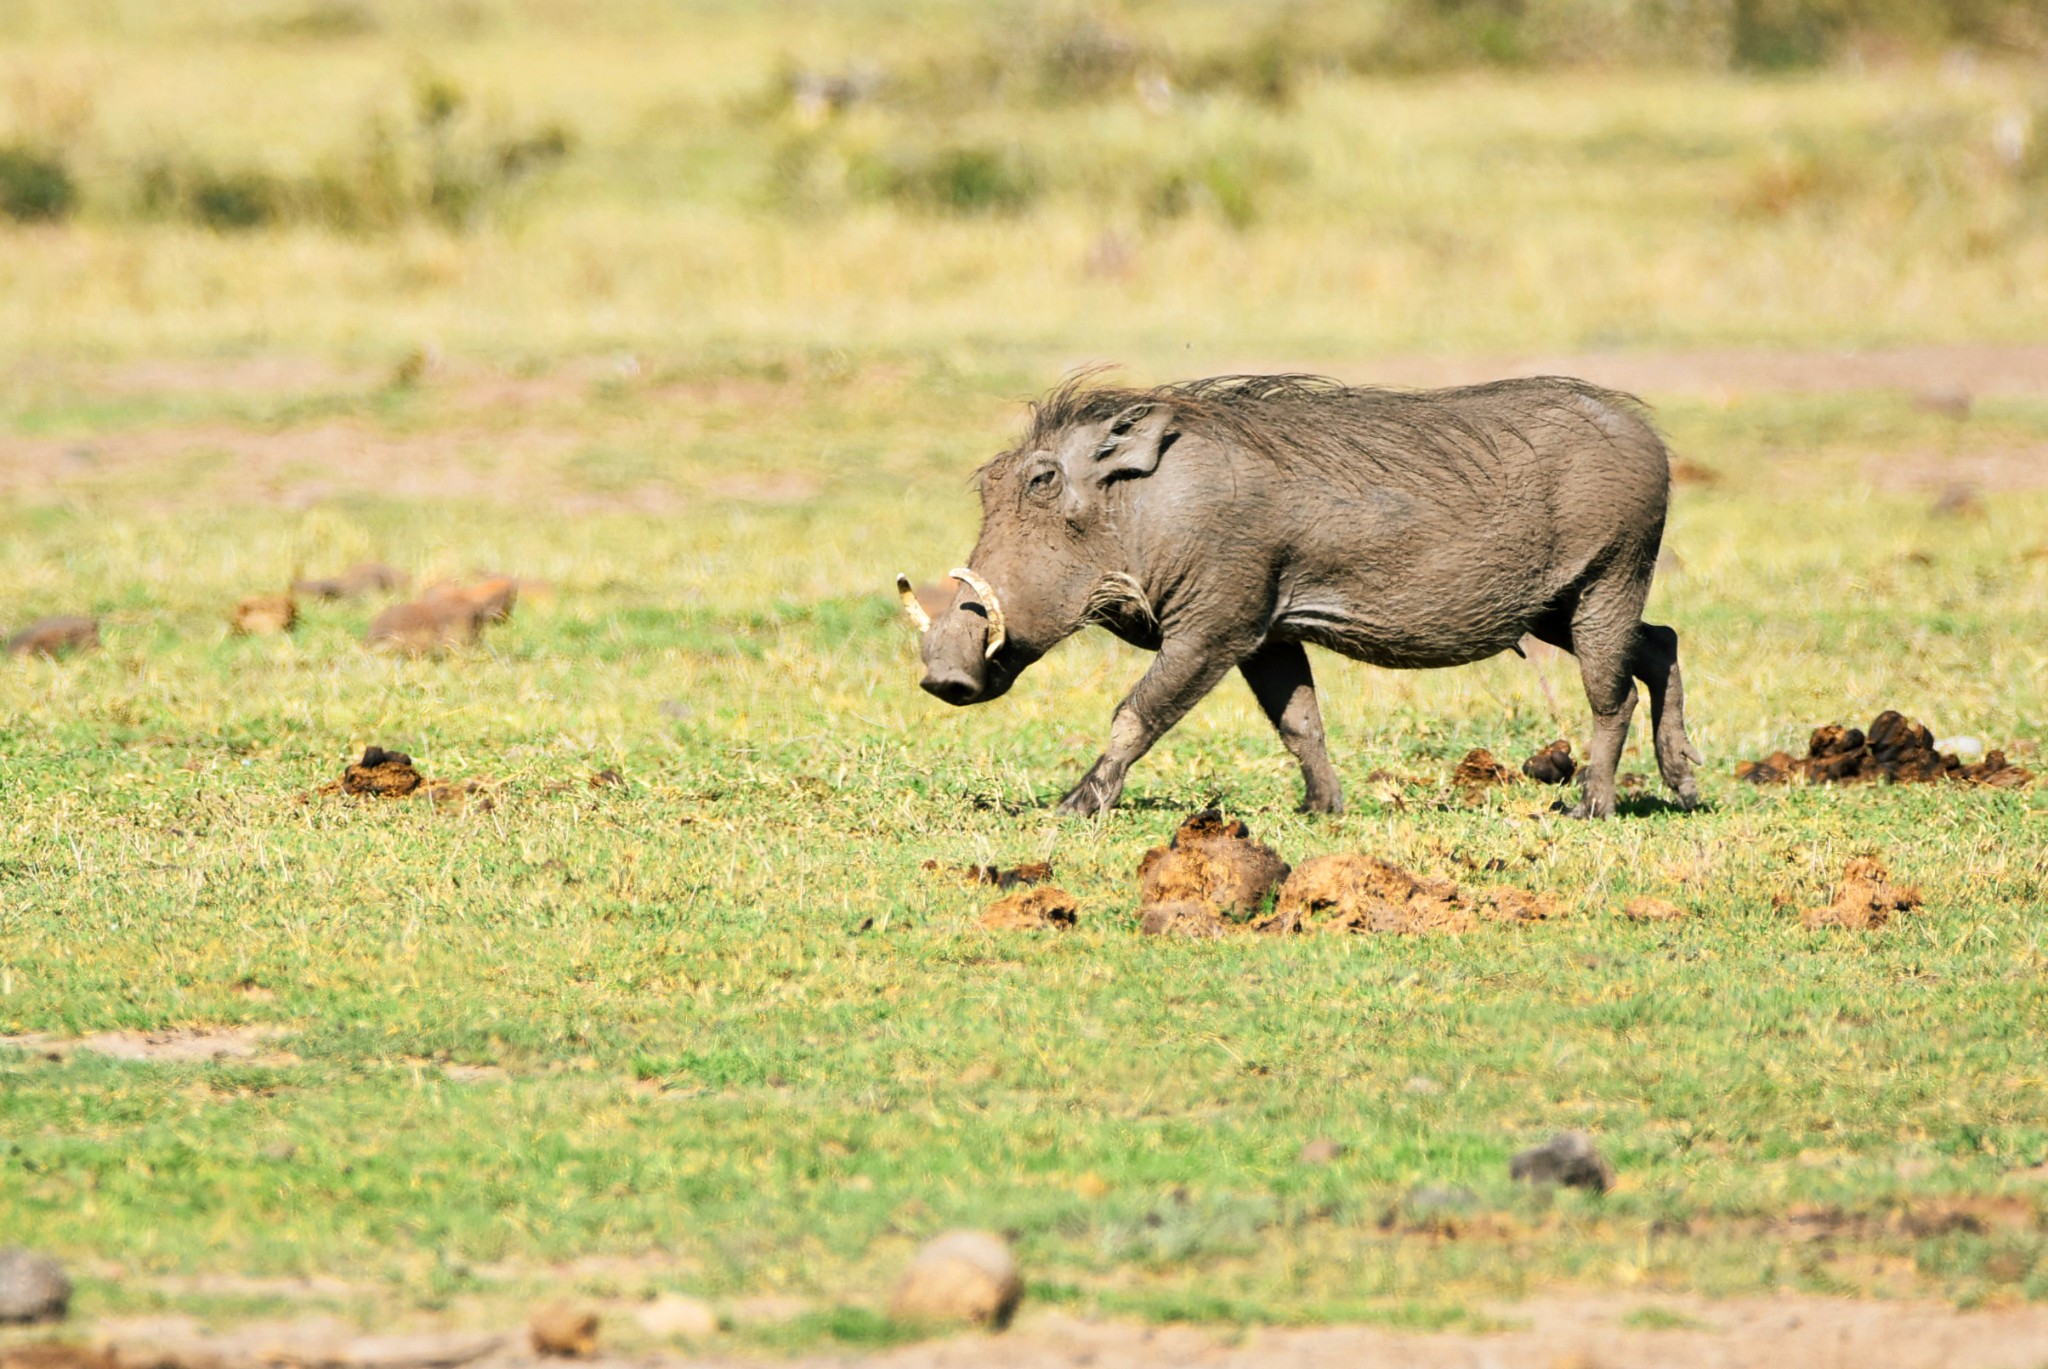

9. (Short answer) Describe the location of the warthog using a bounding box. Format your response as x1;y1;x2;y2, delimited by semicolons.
900;374;1702;818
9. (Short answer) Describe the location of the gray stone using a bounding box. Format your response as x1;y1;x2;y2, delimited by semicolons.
0;1246;70;1323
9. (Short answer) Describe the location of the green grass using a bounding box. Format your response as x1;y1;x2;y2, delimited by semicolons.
2;364;2046;1347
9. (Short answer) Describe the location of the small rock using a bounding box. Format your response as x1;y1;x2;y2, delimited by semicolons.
1297;1138;1346;1166
528;1301;599;1357
5;617;98;659
0;1247;70;1324
230;593;298;636
979;887;1078;931
889;1230;1022;1329
633;1295;718;1340
1509;1131;1614;1194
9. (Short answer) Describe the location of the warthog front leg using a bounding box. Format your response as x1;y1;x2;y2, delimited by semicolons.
1239;640;1343;814
1058;641;1238;816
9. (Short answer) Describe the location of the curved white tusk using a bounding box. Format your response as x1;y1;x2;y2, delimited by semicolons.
948;566;1007;660
895;574;933;632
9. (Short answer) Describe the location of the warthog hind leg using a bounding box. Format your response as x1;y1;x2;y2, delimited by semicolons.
1239;640;1343;814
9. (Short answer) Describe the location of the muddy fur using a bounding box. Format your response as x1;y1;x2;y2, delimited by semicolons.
912;372;1702;818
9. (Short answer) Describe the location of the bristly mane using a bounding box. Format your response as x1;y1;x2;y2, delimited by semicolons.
990;371;1655;487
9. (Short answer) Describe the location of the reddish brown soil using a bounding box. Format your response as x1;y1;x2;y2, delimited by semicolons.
5;616;98;658
1739;710;2033;788
1520;740;1576;786
1136;811;1290;916
1802;856;1924;930
979;887;1079;931
229;593;297;636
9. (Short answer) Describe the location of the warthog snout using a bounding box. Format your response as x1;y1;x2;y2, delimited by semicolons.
899;568;1008;707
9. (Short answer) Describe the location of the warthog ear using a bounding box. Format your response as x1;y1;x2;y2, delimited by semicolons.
1088;403;1174;483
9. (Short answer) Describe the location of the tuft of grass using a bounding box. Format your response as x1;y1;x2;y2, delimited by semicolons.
0;143;76;222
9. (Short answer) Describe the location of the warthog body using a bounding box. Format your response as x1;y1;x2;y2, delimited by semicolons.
904;374;1701;818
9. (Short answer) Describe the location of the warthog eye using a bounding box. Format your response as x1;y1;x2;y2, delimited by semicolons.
1025;466;1061;500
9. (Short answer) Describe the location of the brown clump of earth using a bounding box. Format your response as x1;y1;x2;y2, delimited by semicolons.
922;859;1053;890
1452;748;1517;789
1137;900;1231;938
365;577;517;654
5;616;98;659
1521;739;1577;785
1256;854;1561;935
529;1301;600;1357
341;746;423;797
979;886;1079;931
1802;856;1923;930
1738;709;2033;788
1621;896;1688;922
1136;810;1290;916
230;593;297;636
291;561;409;599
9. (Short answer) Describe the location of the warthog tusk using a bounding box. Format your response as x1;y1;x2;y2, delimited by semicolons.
895;574;933;632
949;566;1007;660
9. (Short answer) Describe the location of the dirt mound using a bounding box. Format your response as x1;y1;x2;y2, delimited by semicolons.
1738;709;2034;788
1259;854;1562;935
890;1230;1022;1329
230;593;297;636
922;860;1053;890
1802;856;1923;930
1137;900;1230;938
529;1302;599;1357
342;746;423;798
1136;811;1289;916
423;576;518;624
979;887;1079;931
5;616;98;659
365;598;482;654
292;561;409;599
1452;748;1516;789
1521;739;1577;785
1621;896;1688;922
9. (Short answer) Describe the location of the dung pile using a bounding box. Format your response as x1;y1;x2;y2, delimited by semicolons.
1521;739;1576;785
1802;856;1923;930
979;886;1078;930
230;592;298;636
1739;709;2033;788
367;576;518;654
318;746;492;812
1134;809;1290;930
1257;854;1560;935
1451;748;1516;790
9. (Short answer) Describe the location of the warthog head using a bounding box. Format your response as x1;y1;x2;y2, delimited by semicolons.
899;383;1173;705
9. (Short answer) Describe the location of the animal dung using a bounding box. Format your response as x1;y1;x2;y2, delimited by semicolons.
1451;748;1517;789
1521;739;1577;785
1137;900;1230;938
0;1247;70;1324
366;577;517;654
1801;856;1923;930
1258;854;1560;935
292;561;409;599
423;575;519;624
4;616;98;659
1620;896;1688;922
341;746;423;798
230;592;297;636
922;859;1053;890
979;886;1078;931
1136;810;1289;916
889;1230;1023;1328
528;1301;599;1357
1738;709;2033;788
1509;1131;1614;1194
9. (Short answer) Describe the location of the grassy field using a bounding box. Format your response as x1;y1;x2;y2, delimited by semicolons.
3;0;2048;1357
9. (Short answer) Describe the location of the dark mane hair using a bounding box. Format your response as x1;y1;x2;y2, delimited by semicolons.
996;371;1653;487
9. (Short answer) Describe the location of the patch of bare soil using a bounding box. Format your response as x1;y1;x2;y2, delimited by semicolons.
1135;811;1289;918
5;617;98;659
979;887;1079;931
1519;740;1576;786
0;1026;292;1067
1451;748;1516;791
229;593;297;637
88;1293;2048;1369
1256;855;1562;936
923;860;1054;891
1738;709;2033;788
1801;856;1923;931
